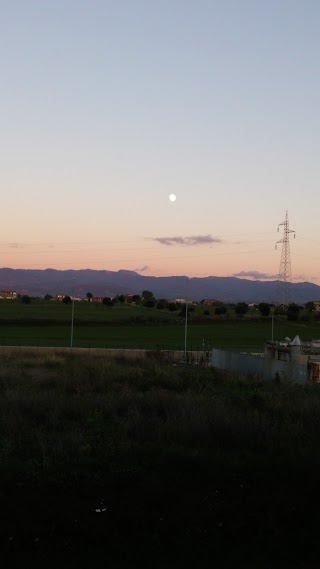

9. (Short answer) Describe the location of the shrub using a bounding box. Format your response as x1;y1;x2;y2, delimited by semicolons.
103;297;113;306
258;303;271;317
143;300;155;308
214;305;227;315
235;302;249;315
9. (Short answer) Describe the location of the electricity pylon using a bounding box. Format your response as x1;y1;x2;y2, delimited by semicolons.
275;211;295;309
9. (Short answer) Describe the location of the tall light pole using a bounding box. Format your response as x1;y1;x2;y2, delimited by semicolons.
70;278;75;349
184;277;189;363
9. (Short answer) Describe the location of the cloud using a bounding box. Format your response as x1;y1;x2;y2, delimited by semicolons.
8;242;24;249
135;265;149;272
293;273;306;281
233;271;279;280
152;235;222;246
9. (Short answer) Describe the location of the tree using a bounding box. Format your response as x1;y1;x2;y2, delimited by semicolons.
258;302;271;317
143;299;155;308
235;302;249;316
21;295;31;304
142;290;155;302
62;295;72;304
274;305;286;315
305;301;315;312
44;293;53;300
142;290;156;307
179;303;194;317
102;297;113;306
214;305;227;315
86;292;93;302
131;294;141;304
287;303;301;321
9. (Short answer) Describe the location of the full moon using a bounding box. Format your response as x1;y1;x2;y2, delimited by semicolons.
169;194;176;202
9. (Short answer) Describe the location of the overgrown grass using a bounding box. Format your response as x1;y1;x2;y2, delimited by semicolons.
1;351;320;488
2;353;320;566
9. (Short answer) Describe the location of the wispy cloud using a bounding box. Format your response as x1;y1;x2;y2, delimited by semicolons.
135;265;149;272
152;235;222;246
8;242;24;249
233;270;279;280
293;274;306;281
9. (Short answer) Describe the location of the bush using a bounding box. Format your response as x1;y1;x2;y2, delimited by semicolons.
235;302;249;315
214;305;227;315
143;300;155;308
179;304;194;317
287;303;301;321
103;297;113;306
258;303;271;317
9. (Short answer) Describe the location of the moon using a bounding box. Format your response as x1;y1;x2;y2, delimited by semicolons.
169;194;176;202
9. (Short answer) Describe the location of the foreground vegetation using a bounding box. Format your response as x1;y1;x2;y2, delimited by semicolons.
1;351;320;567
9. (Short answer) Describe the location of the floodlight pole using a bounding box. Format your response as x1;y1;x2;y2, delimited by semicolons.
184;278;189;363
70;278;75;349
271;303;274;343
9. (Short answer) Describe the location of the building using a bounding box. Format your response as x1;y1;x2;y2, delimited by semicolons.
211;335;320;384
0;291;17;299
202;299;222;306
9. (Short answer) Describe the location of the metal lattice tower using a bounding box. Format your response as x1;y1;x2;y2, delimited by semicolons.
275;211;295;308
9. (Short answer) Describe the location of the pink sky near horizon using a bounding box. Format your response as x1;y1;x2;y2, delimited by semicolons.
0;217;318;285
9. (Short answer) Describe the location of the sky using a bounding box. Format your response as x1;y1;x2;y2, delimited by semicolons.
1;0;320;282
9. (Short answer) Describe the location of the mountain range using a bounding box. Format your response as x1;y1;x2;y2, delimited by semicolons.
0;268;320;304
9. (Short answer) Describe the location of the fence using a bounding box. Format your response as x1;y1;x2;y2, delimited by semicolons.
211;348;308;384
0;345;210;365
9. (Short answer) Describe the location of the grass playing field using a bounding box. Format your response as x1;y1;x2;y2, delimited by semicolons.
0;299;319;351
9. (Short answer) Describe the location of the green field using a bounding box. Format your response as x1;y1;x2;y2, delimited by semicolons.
1;320;320;352
0;299;179;321
0;300;320;351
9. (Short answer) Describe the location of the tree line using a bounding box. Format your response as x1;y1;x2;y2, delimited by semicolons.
8;292;320;322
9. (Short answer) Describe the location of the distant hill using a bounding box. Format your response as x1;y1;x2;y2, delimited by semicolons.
0;268;319;304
